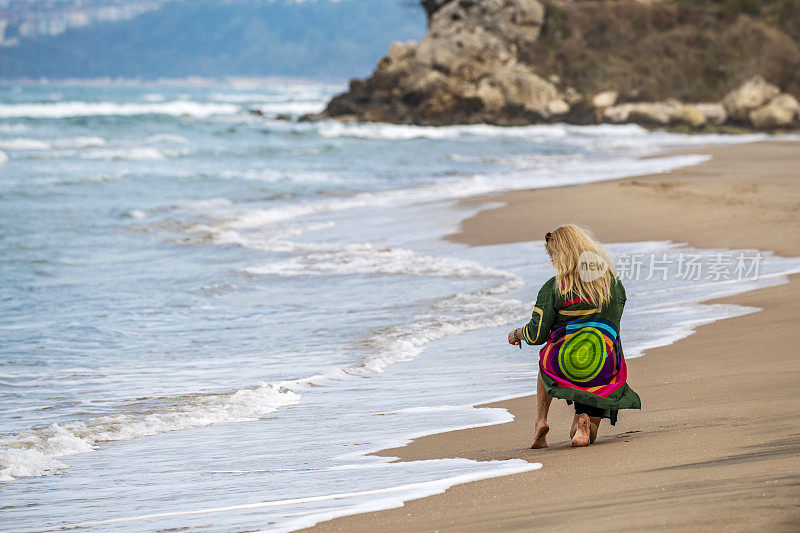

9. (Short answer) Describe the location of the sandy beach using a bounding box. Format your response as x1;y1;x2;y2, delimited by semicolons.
306;140;800;532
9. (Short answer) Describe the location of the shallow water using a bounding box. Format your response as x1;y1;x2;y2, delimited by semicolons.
1;80;799;531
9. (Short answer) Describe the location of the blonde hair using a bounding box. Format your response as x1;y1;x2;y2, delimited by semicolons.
545;224;617;309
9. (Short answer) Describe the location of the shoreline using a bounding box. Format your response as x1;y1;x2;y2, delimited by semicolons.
305;140;800;531
446;140;800;256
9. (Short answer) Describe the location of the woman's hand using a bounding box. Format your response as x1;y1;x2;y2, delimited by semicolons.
508;328;520;346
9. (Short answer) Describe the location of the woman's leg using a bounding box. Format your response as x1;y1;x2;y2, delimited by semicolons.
570;414;602;446
589;416;601;443
531;373;552;449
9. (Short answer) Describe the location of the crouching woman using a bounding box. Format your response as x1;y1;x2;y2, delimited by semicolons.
508;224;641;448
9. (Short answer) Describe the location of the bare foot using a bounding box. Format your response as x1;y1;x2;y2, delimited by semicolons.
571;414;591;447
531;421;549;449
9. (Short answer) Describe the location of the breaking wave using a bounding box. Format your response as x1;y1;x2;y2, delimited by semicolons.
0;101;239;119
194;153;710;232
0;136;106;150
0;382;299;482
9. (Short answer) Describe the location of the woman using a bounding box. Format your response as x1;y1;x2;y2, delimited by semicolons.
508;224;640;448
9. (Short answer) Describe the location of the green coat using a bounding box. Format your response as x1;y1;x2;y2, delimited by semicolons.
523;276;641;423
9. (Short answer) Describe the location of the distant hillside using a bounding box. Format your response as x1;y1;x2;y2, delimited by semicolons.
0;0;425;80
520;0;800;102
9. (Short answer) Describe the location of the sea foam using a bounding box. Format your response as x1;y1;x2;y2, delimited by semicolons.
0;101;239;119
0;136;106;150
0;138;50;150
141;133;189;144
79;147;188;161
315;120;771;145
206;153;710;232
0;382;299;482
244;242;514;278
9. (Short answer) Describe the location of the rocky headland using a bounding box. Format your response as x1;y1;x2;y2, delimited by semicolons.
306;0;800;131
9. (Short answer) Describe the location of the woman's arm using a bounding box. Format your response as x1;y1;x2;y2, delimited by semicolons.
508;278;557;346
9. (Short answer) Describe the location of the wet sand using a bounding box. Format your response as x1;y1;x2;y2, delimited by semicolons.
305;141;800;532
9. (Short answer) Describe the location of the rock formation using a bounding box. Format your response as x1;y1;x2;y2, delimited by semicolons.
309;0;800;131
721;76;800;130
749;94;800;130
722;76;782;122
321;0;561;125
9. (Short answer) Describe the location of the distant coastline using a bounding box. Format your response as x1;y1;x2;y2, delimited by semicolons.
0;1;425;80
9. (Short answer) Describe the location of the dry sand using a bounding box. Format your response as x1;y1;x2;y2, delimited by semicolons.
305;141;800;532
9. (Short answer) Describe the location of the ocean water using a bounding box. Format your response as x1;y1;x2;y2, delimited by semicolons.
2;80;800;531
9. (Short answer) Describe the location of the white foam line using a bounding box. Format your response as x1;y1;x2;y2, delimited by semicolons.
250;102;327;115
334;406;517;463
45;461;540;531
243;242;515;278
140;133;189;144
0;136;107;150
316;121;654;140
0;138;50;150
623;303;761;359
212;154;710;231
0;382;299;482
626;268;796;299
272;460;541;532
313;120;782;145
0;101;239;119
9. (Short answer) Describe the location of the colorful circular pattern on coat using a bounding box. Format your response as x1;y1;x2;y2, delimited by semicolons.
557;327;607;383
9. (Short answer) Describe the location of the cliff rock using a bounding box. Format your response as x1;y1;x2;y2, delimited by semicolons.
314;1;800;130
320;0;564;126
